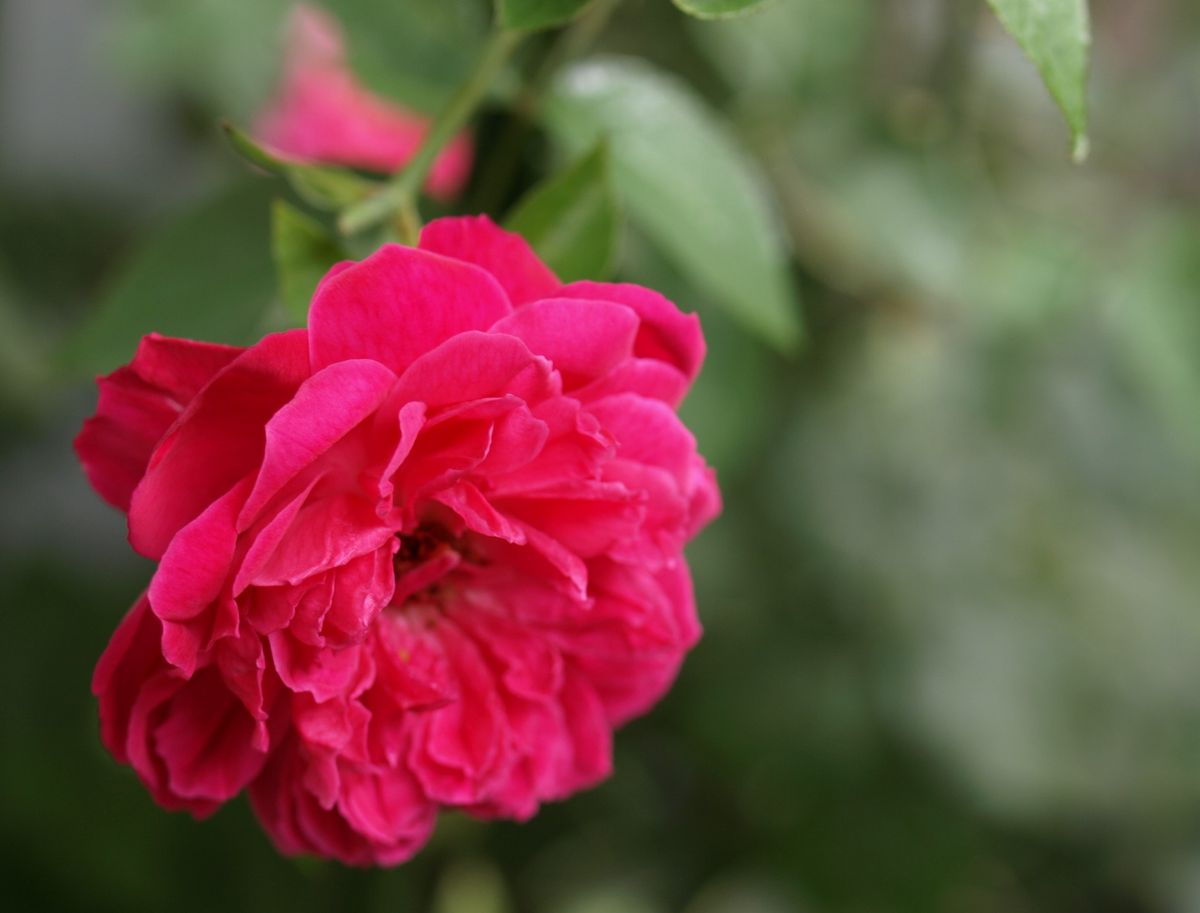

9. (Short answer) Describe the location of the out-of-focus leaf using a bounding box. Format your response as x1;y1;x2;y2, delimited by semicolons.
621;227;774;476
497;0;593;31
271;201;347;326
0;267;49;411
335;0;487;110
505;141;618;282
111;0;289;120
546;57;801;350
224;124;378;211
110;0;482;119
1107;213;1200;456
672;0;771;20
985;0;1091;161
690;0;870;99
781;308;1200;826
61;180;276;373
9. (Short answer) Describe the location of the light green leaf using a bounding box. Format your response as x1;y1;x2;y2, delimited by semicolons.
985;0;1091;161
223;123;379;211
271;201;347;326
672;0;772;20
546;57;801;350
61;180;276;374
505;141;618;282
496;0;593;31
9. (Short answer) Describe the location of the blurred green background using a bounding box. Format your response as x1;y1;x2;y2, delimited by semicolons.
3;0;1200;910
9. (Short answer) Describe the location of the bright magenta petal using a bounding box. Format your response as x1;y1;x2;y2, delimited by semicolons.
128;330;310;560
153;667;272;803
419;216;560;306
558;281;705;382
308;245;512;376
490;298;638;390
239;358;398;529
574;358;690;408
75;335;241;511
149;480;247;626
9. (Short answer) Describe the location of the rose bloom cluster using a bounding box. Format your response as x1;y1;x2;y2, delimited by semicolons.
76;216;720;865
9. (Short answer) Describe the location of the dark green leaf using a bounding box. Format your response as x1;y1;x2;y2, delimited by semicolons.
223;123;379;211
672;0;771;20
496;0;593;31
505;141;618;282
985;0;1091;161
60;180;276;374
546;58;801;350
271;200;347;326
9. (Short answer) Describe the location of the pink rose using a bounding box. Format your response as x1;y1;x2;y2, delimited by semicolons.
254;4;473;199
77;215;720;865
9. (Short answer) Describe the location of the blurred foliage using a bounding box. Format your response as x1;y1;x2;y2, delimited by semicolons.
60;179;277;373
3;0;1200;911
271;199;347;326
505;140;619;282
498;0;597;32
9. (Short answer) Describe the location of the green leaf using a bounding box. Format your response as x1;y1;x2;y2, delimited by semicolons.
61;180;276;374
336;0;490;112
985;0;1091;161
271;201;347;326
496;0;593;31
223;123;379;211
505;141;618;282
672;0;772;20
546;57;801;350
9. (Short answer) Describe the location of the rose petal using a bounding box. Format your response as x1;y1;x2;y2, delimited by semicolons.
128;330;310;559
490;298;639;390
239;358;398;529
75;335;241;511
419;216;560;306
558;281;704;382
309;245;512;376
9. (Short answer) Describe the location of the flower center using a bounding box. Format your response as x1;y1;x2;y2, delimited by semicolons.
391;523;464;608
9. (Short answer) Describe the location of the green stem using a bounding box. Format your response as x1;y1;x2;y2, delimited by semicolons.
339;29;524;237
472;0;620;214
394;197;423;246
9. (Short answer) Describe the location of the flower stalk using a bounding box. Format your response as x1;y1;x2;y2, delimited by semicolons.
339;28;524;239
472;0;620;213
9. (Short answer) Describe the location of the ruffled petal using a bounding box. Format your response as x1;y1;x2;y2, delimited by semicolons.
75;335;241;511
558;281;704;383
128;330;310;559
490;298;638;390
239;359;398;529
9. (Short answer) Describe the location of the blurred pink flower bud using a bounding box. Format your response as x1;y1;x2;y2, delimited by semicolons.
254;4;472;199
